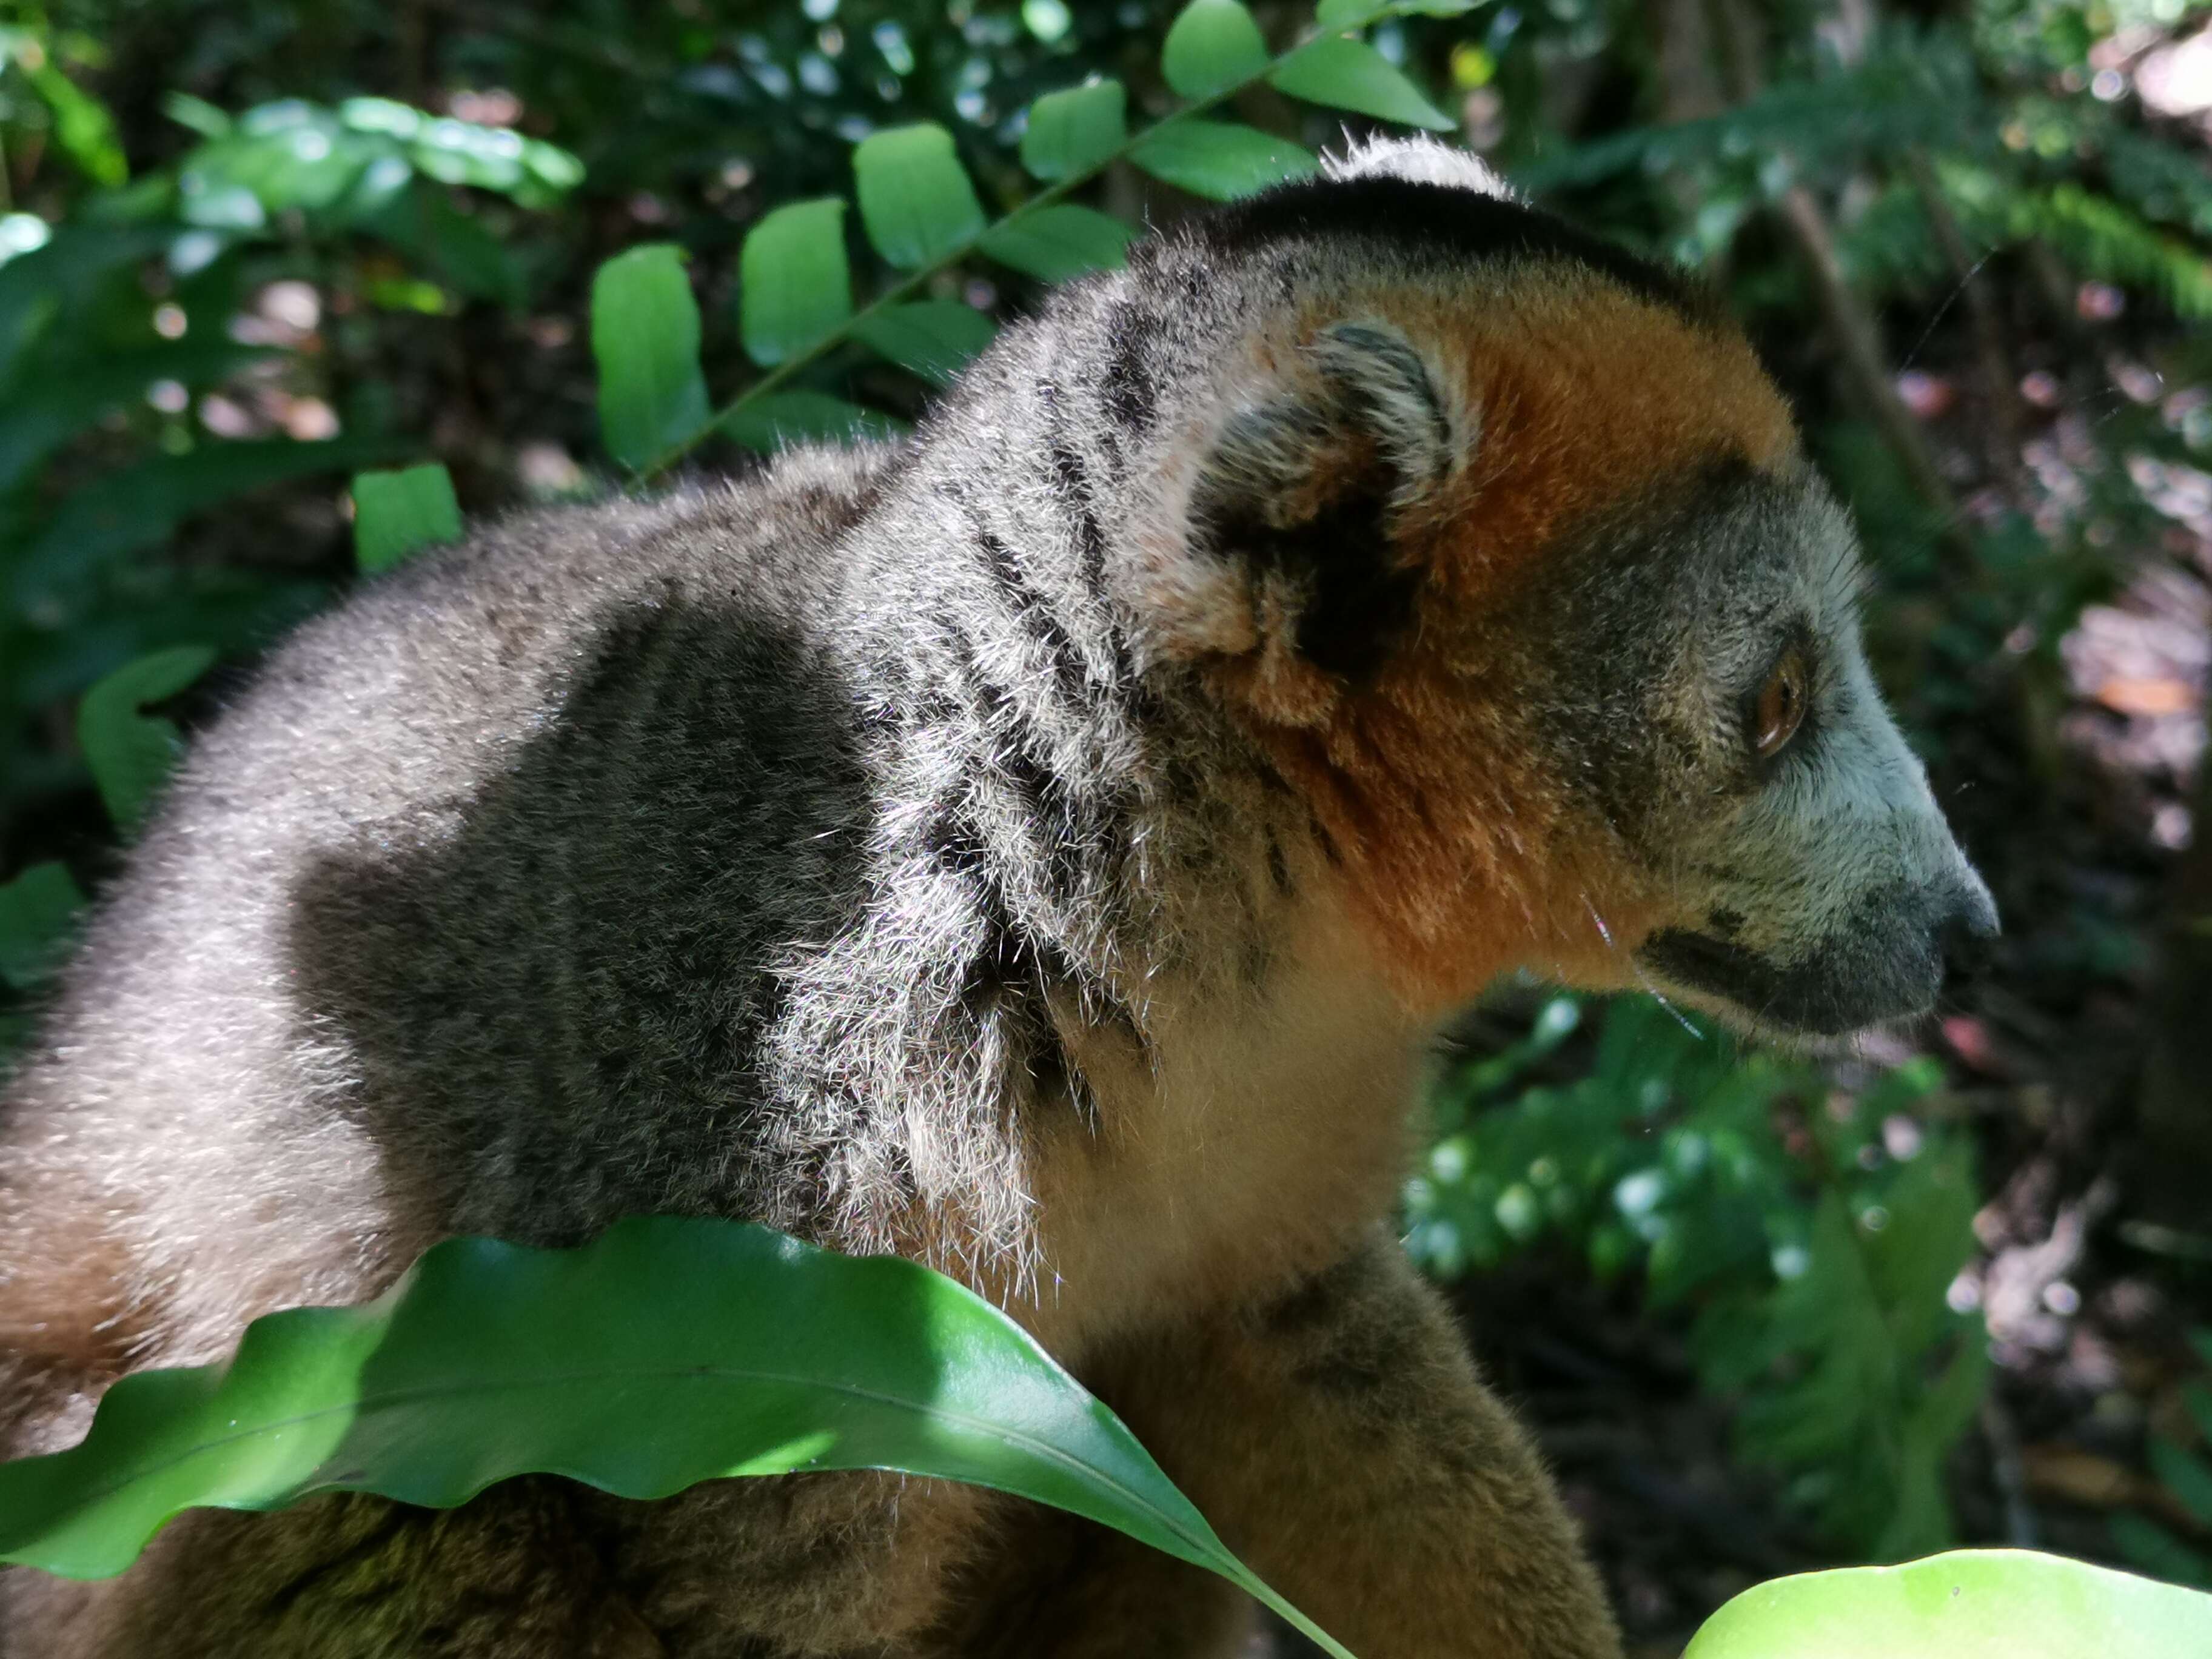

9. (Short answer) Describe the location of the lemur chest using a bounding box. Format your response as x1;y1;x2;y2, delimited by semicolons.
1017;906;1426;1356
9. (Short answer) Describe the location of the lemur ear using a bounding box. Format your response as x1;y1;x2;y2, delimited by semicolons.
1175;319;1465;719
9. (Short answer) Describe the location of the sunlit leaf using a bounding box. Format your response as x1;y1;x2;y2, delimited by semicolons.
0;1217;1355;1659
1684;1550;2212;1658
1022;81;1128;181
852;302;997;387
25;63;127;188
1271;36;1455;130
0;862;85;991
723;391;907;454
853;124;985;270
981;205;1138;283
591;243;710;472
740;198;852;367
353;464;463;575
76;645;217;836
1161;0;1268;101
1131;121;1318;199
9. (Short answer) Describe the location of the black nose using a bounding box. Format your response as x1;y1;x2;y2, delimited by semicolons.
1937;883;2000;977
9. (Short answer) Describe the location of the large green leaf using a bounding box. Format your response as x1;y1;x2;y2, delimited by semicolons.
75;645;216;836
0;1217;1353;1658
1131;121;1319;200
1161;0;1269;100
1683;1550;2212;1658
851;302;997;387
740;198;852;367
1271;36;1454;130
1021;81;1129;182
723;391;908;454
352;464;463;575
982;206;1138;283
0;861;85;991
853;124;986;270
591;243;710;473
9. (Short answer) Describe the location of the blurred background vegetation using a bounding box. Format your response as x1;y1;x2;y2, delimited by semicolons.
1;0;2210;1651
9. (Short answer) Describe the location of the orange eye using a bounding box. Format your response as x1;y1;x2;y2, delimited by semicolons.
1752;648;1809;762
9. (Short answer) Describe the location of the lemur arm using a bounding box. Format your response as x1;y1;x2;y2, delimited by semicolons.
1091;1230;1624;1659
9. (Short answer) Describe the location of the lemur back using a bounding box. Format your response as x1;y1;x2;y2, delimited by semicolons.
0;137;1993;1658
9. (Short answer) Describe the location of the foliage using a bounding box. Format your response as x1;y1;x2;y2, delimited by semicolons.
1683;1547;2212;1658
2110;1330;2212;1590
350;463;460;574
1407;995;1986;1560
0;1214;1352;1659
2;1213;2207;1656
0;67;583;844
630;0;1460;475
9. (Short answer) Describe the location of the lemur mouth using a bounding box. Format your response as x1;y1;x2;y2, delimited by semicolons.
1635;927;1938;1038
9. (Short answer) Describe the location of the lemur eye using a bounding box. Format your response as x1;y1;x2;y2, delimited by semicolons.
1751;647;1809;762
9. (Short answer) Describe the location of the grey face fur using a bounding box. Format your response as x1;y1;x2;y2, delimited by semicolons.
1581;471;1999;1037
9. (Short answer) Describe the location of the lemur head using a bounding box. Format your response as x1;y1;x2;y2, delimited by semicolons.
1098;136;1995;1039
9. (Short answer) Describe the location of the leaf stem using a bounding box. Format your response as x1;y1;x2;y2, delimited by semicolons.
638;1;1417;481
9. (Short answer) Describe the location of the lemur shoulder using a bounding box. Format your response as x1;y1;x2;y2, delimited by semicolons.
0;136;1995;1658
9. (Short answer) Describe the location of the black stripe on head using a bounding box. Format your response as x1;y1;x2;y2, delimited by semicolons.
1182;175;1713;327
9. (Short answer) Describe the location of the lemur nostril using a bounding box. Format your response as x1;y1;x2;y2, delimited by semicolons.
1939;901;1999;976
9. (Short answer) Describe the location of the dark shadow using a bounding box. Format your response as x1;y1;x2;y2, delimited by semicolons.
282;594;874;1246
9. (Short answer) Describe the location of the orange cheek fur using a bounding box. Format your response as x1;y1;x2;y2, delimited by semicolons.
1230;273;1796;1014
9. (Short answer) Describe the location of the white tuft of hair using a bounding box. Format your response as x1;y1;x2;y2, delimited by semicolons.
1321;133;1517;199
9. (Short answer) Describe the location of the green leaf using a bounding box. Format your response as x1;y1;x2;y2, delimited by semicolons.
2111;1513;2212;1590
0;224;176;390
740;198;852;367
853;124;986;270
161;92;232;139
0;1218;1355;1658
0;862;85;991
76;645;217;837
723;391;907;454
1021;81;1128;181
852;302;997;388
1131;121;1319;200
1319;0;1476;21
2185;1381;2212;1447
360;183;528;308
981;205;1138;283
1271;36;1454;130
591;244;710;473
352;464;463;575
1161;0;1269;101
8;438;390;618
26;62;127;187
1684;1549;2212;1658
2149;1437;2212;1529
